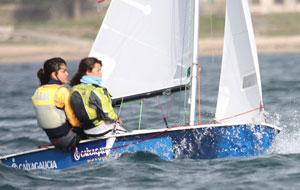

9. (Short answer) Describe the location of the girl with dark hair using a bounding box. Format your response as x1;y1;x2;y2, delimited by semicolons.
70;57;125;137
32;57;80;151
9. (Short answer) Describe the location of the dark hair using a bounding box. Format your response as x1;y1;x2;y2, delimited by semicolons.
71;57;102;86
37;57;67;85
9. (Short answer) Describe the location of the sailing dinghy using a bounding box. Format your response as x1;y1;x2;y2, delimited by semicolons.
0;0;281;170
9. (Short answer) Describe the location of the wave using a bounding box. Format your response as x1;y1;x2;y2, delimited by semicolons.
0;136;47;156
0;164;30;190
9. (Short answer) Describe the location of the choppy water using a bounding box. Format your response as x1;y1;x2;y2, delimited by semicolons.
0;53;300;189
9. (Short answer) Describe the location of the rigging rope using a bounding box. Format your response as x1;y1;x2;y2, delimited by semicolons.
156;93;174;128
210;105;265;124
197;64;201;124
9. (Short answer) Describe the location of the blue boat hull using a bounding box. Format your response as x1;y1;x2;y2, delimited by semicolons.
0;124;280;170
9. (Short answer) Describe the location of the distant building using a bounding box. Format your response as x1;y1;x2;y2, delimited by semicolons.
201;0;300;15
1;0;300;25
250;0;300;14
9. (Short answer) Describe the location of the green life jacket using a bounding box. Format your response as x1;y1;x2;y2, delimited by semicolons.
71;83;118;129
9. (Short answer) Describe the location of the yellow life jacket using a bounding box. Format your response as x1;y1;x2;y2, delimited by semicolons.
32;84;80;139
32;84;66;129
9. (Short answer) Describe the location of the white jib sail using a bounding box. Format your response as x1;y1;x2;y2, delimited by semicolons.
89;0;194;99
215;0;264;124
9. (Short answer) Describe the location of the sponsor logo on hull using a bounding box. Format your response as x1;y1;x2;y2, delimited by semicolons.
11;158;58;170
73;137;116;161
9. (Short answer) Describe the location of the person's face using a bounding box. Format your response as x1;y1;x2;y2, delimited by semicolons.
87;63;102;77
52;64;69;84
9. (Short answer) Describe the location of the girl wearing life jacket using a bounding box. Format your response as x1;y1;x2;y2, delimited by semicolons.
32;57;80;151
70;57;126;137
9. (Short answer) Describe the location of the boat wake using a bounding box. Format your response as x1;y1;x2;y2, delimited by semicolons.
267;110;300;155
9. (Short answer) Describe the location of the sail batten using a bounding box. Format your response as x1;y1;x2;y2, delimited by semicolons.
90;0;194;99
112;84;187;105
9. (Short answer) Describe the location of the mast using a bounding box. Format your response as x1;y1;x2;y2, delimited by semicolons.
189;0;200;126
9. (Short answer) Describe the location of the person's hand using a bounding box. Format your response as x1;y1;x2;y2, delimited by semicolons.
116;117;123;126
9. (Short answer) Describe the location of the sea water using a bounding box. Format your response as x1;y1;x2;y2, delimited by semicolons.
0;53;300;189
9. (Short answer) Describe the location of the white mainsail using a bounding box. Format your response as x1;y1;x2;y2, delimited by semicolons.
90;0;195;99
215;0;264;124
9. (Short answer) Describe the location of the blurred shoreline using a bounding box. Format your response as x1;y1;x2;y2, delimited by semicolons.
1;35;300;64
0;43;90;64
199;35;300;58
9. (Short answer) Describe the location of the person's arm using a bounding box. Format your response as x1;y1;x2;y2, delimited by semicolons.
55;87;80;127
90;88;118;122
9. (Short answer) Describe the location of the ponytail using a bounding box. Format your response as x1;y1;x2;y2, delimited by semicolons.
37;68;49;85
70;72;84;86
